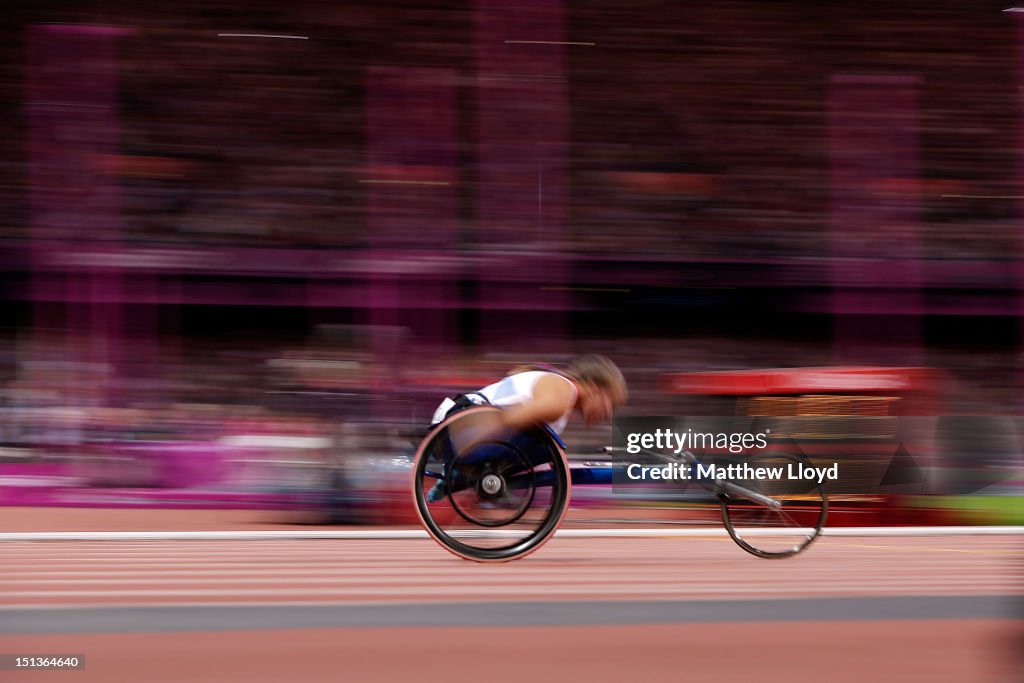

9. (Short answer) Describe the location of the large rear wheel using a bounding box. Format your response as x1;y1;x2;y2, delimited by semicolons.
412;406;571;562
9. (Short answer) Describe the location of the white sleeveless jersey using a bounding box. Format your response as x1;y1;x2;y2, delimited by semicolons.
431;371;578;434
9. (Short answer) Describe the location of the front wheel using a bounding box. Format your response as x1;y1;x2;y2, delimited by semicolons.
719;451;828;558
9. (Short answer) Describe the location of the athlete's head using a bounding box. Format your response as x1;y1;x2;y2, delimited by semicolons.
564;354;628;425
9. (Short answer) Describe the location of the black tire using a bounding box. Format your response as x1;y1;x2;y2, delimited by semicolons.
719;451;828;558
412;406;571;562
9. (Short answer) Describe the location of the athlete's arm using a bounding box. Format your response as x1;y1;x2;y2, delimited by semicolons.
499;374;576;431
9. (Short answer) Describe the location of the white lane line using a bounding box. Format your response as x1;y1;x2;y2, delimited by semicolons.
3;556;1011;569
4;590;1009;611
0;553;1008;567
0;572;918;582
4;546;1016;559
2;526;1021;541
2;574;1008;588
3;551;1016;564
5;564;1009;578
1;577;1012;590
4;536;1018;548
3;580;1015;599
4;542;1016;555
3;552;1015;569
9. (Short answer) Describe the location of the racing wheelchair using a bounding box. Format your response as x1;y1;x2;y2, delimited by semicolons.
412;406;828;562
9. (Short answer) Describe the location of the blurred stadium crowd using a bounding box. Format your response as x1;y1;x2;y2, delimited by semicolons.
0;0;1020;510
0;0;1014;255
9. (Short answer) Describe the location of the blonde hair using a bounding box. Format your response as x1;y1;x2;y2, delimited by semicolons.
507;354;628;404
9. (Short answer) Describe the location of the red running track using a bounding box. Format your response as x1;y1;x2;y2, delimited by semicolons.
2;532;1022;682
1;535;1020;606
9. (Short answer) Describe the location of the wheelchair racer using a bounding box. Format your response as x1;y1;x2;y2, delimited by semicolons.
426;354;627;502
